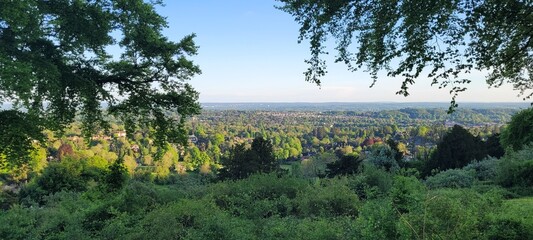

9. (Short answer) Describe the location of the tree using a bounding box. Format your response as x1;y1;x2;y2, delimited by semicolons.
251;136;278;173
0;0;201;165
426;125;484;176
105;157;128;191
326;154;362;177
57;143;74;161
277;0;533;110
218;137;278;180
386;139;404;163
500;108;533;151
485;133;504;158
0;110;44;169
365;144;399;172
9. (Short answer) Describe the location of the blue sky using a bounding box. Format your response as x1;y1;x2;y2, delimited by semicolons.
156;0;521;103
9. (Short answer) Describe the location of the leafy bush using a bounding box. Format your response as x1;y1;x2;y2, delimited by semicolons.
346;165;394;200
209;173;307;219
354;199;398;239
399;189;502;239
134;199;255;240
258;216;351;240
365;144;399;172
486;218;533;240
19;157;108;205
464;157;498;182
500;108;533;151
0;205;37;239
390;176;426;214
296;178;360;218
425;169;475;189
496;145;533;189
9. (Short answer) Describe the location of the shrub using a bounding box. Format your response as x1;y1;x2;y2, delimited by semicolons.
500;108;533;151
486;218;533;240
354;199;398;239
464;157;498;182
496;145;533;189
134;199;254;240
425;169;475;189
365;144;399;172
258;216;351;240
209;173;307;219
347;165;393;199
399;189;501;239
296;179;360;218
390;176;426;214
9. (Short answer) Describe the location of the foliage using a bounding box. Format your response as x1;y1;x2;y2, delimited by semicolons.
209;173;307;219
19;157;106;205
390;176;426;214
425;125;485;176
301;152;337;178
0;110;44;169
0;0;201;166
277;0;533;110
347;165;394;200
2;169;533;239
296;178;360;218
354;199;399;239
365;144;400;172
399;189;502;239
425;169;475;189
464;157;499;182
218;137;278;180
486;218;533;240
2;106;533;238
496;144;533;189
485;134;505;158
134;199;254;240
325;154;362;177
501;108;533;151
104;157;128;191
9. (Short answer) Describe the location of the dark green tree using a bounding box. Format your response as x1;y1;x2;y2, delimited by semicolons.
251;136;277;173
386;139;404;165
500;108;533;151
425;125;484;176
0;110;44;170
0;0;201;165
277;0;533;110
218;143;249;180
218;137;278;180
485;133;505;158
326;154;362;177
105;157;128;191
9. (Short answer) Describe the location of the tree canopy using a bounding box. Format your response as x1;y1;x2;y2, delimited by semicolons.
0;0;201;164
501;107;533;151
277;0;533;110
426;125;485;176
218;137;278;180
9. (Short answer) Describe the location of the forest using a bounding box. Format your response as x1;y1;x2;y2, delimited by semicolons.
2;106;533;239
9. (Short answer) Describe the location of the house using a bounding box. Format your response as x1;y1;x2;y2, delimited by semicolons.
188;135;198;144
131;144;140;153
116;130;127;138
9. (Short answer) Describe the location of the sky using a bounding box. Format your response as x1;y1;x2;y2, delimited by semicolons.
155;0;522;103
